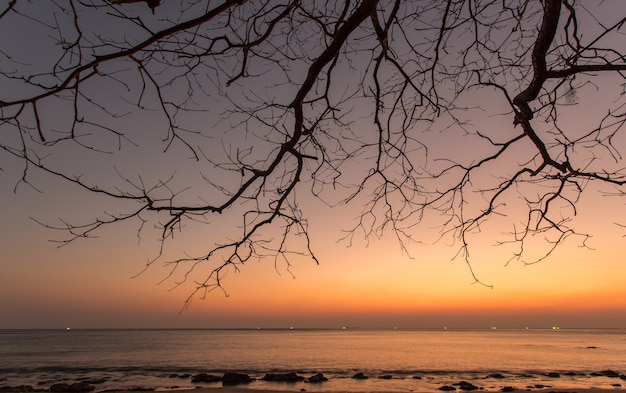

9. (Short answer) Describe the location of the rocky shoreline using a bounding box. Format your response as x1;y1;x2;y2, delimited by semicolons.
2;369;625;393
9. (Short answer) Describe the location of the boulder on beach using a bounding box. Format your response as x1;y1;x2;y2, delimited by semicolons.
352;372;369;380
221;372;254;385
439;385;456;391
501;387;516;392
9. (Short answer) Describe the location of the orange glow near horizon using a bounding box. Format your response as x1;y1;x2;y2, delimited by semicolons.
3;184;626;329
3;179;626;330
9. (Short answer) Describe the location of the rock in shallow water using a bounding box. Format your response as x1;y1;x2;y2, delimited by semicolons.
456;381;479;391
191;373;221;383
0;385;45;392
261;373;304;382
306;373;328;383
221;372;254;385
600;369;621;378
49;382;94;392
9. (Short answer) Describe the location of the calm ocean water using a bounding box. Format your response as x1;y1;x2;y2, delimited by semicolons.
1;328;625;392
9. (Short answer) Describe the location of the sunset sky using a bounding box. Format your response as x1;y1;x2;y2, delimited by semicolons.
2;156;625;329
1;1;626;330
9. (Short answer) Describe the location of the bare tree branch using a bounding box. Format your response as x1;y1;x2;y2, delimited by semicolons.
1;0;625;304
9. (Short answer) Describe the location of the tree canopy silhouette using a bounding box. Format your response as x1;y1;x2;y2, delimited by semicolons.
1;0;625;304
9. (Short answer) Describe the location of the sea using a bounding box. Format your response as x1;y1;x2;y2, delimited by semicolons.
1;328;625;392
